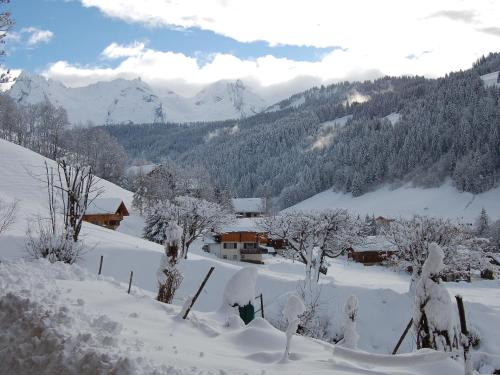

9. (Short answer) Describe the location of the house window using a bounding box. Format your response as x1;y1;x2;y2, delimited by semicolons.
243;243;257;249
232;255;237;260
223;243;237;249
223;255;227;259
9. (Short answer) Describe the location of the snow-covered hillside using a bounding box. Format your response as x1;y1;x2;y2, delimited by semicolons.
287;183;500;222
8;73;268;125
1;139;500;374
480;71;500;88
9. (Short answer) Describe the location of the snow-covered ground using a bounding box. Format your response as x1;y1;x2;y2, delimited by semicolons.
287;183;500;222
1;138;499;374
0;259;463;375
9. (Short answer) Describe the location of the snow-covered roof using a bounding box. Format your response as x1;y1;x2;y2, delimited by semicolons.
232;198;265;214
219;218;262;233
85;198;128;215
351;236;395;253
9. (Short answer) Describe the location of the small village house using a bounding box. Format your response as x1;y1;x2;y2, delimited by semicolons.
203;219;271;264
83;198;129;230
347;236;396;265
232;198;266;218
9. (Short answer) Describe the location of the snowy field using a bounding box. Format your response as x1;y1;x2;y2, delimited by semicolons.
288;183;500;222
1;139;500;374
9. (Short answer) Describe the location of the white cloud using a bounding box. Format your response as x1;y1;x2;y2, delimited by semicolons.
44;0;500;98
20;27;54;46
101;41;146;59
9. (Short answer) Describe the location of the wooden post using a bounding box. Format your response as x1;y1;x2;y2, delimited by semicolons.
98;255;103;275
392;318;413;355
183;267;215;319
127;271;134;294
259;293;264;319
455;295;473;375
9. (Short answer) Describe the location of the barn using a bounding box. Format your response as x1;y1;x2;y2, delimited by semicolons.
83;198;129;230
347;236;396;265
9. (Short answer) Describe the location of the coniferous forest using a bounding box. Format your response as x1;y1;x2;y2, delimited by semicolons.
101;54;499;208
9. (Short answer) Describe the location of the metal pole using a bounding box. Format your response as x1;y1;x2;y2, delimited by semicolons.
183;267;215;319
98;255;103;275
127;271;134;294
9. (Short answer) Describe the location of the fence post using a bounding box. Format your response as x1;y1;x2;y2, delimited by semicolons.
259;293;264;318
183;267;215;319
127;271;134;294
98;255;103;275
455;295;473;375
392;318;413;355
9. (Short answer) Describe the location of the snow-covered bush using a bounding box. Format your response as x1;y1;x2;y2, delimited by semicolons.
219;267;257;327
413;243;457;351
342;295;359;349
157;222;183;304
295;281;331;341
25;217;84;264
282;295;305;361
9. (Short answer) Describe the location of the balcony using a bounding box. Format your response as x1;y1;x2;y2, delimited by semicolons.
240;247;268;255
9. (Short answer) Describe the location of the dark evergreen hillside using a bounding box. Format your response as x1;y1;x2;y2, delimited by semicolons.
104;53;500;209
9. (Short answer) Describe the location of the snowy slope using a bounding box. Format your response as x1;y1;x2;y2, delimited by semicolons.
8;73;268;125
480;71;500;88
287;182;500;222
0;259;463;375
1;139;499;373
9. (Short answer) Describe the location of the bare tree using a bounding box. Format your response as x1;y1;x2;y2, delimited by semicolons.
63;126;127;184
52;159;102;242
145;196;231;259
26;159;102;263
383;215;466;292
260;209;356;284
0;0;14;84
0;198;17;235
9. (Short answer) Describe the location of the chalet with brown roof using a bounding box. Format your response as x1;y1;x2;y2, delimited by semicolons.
83;198;129;230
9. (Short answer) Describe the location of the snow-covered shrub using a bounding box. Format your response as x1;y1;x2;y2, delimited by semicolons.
413;243;457;351
25;217;84;264
219;267;257;326
295;281;330;340
342;295;359;349
282;295;305;361
157;222;183;304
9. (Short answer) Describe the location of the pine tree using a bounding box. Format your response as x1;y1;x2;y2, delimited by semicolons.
475;208;490;237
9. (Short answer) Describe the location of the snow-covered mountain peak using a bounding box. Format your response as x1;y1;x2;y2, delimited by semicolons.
7;73;270;125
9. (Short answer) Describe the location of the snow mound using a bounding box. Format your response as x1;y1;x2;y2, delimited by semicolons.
220;267;258;309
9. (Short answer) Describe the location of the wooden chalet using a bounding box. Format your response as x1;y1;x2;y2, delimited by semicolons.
203;218;270;264
347;236;396;265
83;198;129;230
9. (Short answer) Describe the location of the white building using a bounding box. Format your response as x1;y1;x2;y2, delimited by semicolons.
231;198;266;218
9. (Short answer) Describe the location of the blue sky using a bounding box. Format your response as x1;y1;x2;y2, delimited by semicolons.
3;0;499;98
7;0;333;73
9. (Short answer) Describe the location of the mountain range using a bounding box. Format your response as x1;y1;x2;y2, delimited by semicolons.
7;72;269;125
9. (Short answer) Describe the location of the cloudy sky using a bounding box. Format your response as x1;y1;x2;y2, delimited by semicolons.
5;0;500;98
